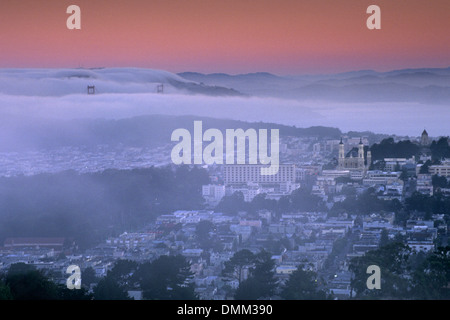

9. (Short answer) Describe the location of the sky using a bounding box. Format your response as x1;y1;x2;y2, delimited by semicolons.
0;0;449;75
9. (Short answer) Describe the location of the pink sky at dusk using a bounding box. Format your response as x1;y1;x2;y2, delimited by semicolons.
0;0;449;75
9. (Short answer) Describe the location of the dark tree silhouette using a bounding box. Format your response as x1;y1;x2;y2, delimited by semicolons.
93;275;132;300
349;242;412;299
234;249;277;300
280;266;326;300
222;249;256;287
134;255;196;300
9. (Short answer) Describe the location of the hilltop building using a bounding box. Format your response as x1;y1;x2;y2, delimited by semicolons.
420;129;429;146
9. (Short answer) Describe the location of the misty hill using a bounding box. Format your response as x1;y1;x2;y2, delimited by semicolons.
178;71;308;97
0;114;343;151
179;72;285;82
0;68;243;97
178;67;450;104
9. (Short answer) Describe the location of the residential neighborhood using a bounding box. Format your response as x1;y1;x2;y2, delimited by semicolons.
1;130;448;300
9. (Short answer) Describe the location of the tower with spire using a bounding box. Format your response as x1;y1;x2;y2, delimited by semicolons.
357;138;365;169
421;129;429;146
338;137;345;170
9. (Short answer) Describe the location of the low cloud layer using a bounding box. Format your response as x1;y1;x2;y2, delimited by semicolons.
0;68;448;137
1;92;448;137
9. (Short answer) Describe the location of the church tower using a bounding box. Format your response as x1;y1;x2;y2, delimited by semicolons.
358;138;365;169
337;137;368;176
338;138;345;170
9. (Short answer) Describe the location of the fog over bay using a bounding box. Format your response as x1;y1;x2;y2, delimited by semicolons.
0;67;449;138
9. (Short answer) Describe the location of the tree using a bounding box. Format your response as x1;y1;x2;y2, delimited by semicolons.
196;220;214;240
134;255;196;300
93;275;132;300
290;188;325;212
412;246;450;299
107;259;138;286
324;235;349;269
357;188;385;214
405;192;450;216
280;266;327;300
399;169;409;182
58;286;93;300
277;196;291;215
432;175;449;189
6;262;36;276
249;193;277;213
195;220;216;250
394;209;409;226
216;192;247;215
430;137;450;161
2;263;94;300
406;192;432;214
388;198;403;213
81;266;98;289
379;229;390;248
370;138;420;160
253;250;277;296
6;268;60;300
234;249;277;300
419;160;431;174
0;282;13;300
233;277;262;300
222;249;255;286
349;242;412;299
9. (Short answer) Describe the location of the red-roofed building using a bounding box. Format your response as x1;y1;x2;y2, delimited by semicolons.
3;237;65;250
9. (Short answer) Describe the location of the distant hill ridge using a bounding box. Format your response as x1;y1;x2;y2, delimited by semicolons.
178;67;450;104
0;114;353;151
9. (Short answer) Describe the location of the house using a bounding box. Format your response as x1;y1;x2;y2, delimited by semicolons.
407;241;435;253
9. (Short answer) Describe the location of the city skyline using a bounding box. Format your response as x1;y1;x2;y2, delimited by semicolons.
0;0;449;75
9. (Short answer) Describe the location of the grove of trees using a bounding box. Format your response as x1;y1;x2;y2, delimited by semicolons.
350;243;450;299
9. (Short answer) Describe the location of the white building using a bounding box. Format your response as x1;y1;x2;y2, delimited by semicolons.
182;248;204;258
384;157;415;171
223;164;296;185
416;174;433;196
363;171;401;186
322;170;350;178
295;168;307;181
429;163;450;177
202;184;226;203
276;266;297;275
407;241;435;253
313;143;321;154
